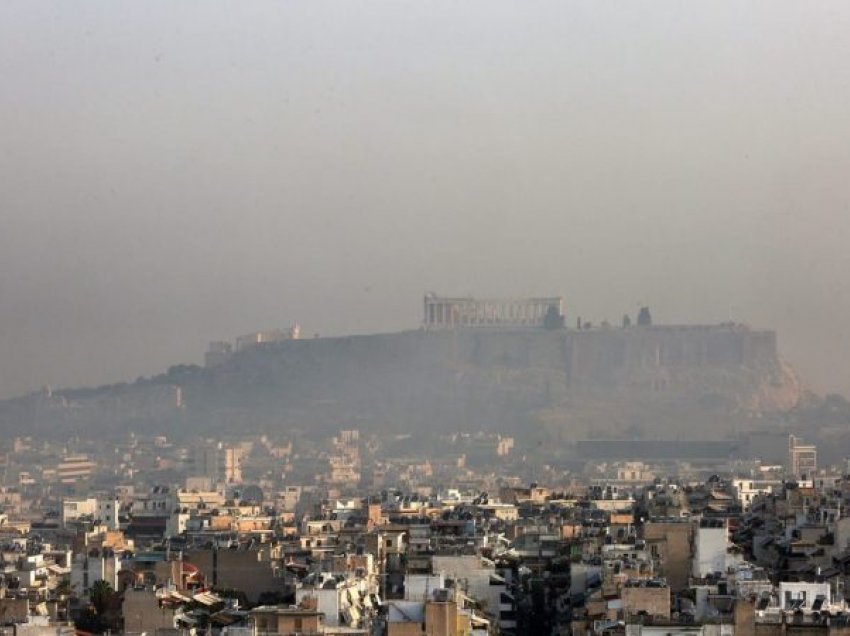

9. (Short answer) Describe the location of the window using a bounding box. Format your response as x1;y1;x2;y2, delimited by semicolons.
785;590;807;608
294;618;303;630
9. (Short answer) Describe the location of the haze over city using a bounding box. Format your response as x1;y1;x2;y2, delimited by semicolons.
8;5;850;636
2;1;850;398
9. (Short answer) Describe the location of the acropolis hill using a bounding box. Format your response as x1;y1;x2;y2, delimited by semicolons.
0;296;802;443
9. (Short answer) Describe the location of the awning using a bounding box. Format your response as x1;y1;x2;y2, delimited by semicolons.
192;591;223;606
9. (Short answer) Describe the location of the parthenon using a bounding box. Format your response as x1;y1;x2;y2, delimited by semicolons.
423;293;564;329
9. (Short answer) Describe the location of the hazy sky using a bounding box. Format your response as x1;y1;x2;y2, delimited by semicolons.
2;1;850;399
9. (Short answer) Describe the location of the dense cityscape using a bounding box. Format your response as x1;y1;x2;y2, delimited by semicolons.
0;298;848;635
4;2;850;634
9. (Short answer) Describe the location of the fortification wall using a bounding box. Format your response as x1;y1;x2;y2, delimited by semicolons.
381;325;780;385
560;326;779;391
239;324;780;397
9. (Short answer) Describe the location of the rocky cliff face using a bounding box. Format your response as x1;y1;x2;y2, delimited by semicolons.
187;325;799;437
0;325;802;441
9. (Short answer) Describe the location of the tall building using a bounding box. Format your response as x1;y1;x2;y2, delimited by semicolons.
789;435;817;479
328;429;361;485
223;446;244;483
193;442;245;485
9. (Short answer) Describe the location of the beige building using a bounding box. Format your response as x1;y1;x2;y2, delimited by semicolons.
251;605;323;635
621;582;671;620
251;596;371;635
387;589;476;636
122;587;179;634
55;455;96;485
616;462;655;484
642;520;693;593
184;545;287;604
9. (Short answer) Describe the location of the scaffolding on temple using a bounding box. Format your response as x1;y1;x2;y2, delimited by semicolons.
423;293;564;329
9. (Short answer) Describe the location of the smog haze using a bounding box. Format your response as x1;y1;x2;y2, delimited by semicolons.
2;1;849;398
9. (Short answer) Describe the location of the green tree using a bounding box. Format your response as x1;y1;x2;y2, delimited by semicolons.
89;579;114;616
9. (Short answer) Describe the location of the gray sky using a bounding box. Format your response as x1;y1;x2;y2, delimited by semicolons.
1;1;850;399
